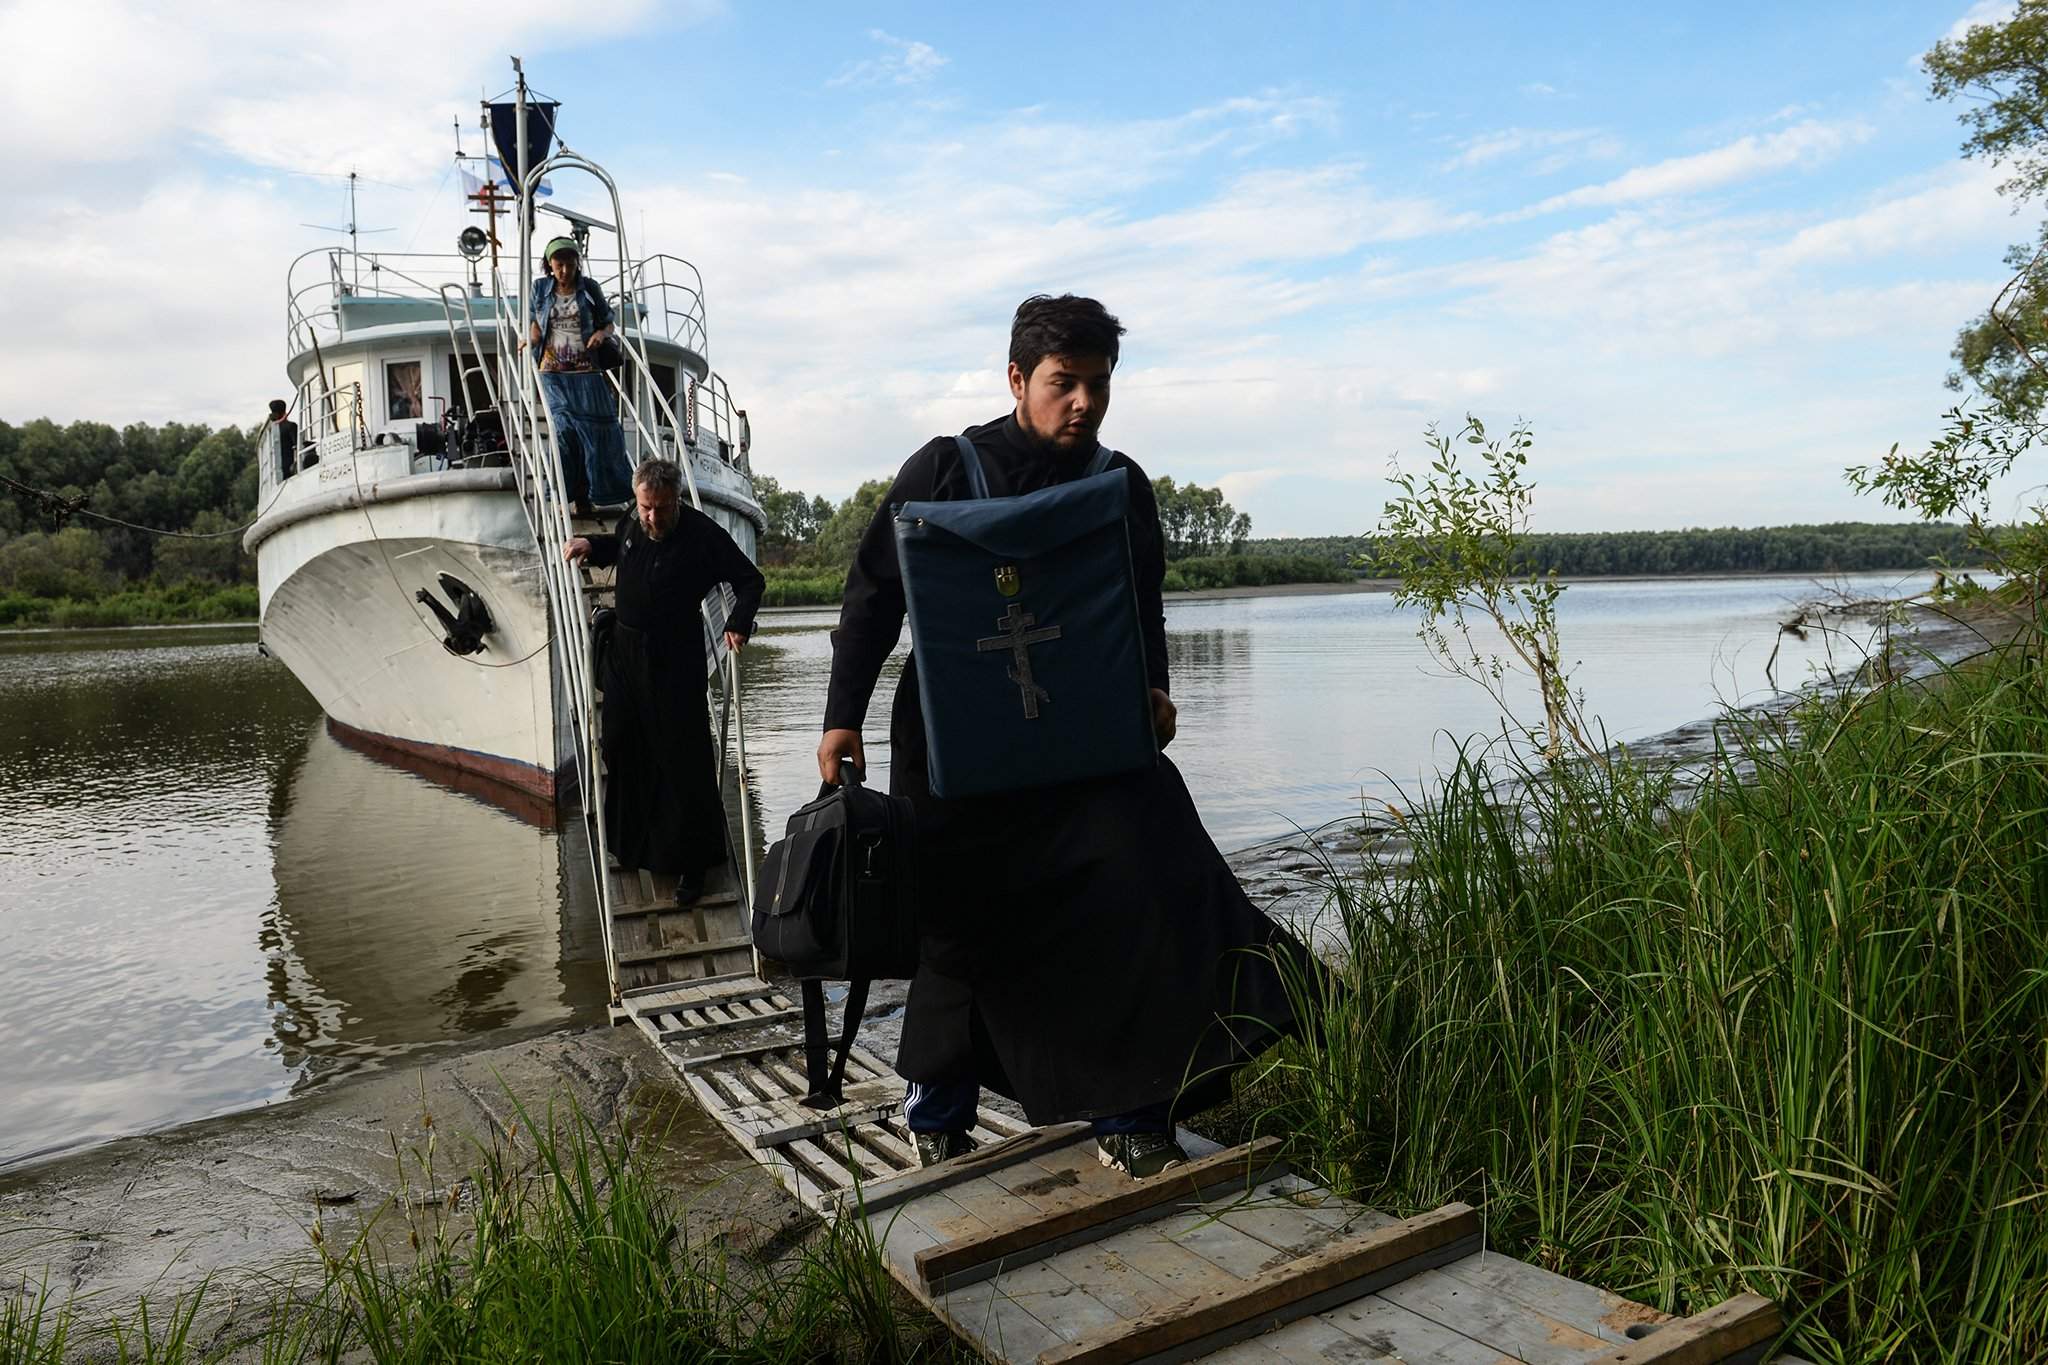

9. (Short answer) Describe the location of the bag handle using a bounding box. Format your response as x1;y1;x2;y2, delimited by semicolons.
815;754;863;803
952;432;1120;499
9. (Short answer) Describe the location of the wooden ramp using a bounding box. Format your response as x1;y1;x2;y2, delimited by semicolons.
614;975;1791;1365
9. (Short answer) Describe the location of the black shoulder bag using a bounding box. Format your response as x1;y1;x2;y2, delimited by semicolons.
752;758;919;1107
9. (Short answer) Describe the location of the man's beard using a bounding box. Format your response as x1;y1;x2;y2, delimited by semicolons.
1017;409;1091;456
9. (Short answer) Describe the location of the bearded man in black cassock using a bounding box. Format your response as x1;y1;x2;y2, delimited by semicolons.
566;459;765;902
818;295;1308;1178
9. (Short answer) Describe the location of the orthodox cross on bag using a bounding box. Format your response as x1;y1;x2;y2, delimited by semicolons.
976;603;1060;718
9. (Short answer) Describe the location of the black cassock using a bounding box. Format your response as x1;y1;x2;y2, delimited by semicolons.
586;506;765;876
826;413;1307;1125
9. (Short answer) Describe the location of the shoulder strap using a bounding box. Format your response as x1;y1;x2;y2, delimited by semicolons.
1084;443;1121;478
799;977;870;1109
951;434;991;500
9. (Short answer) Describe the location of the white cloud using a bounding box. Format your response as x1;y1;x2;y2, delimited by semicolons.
1942;1;2014;44
1443;127;1622;173
1520;119;1873;216
1764;162;2012;266
828;30;948;88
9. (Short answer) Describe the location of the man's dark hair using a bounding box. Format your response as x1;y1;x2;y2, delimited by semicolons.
269;399;289;418
1009;294;1124;377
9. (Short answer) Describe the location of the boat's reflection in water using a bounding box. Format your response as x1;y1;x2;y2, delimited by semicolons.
261;719;613;1082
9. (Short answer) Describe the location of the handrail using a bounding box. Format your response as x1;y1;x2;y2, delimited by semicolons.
437;283;504;417
510;136;762;994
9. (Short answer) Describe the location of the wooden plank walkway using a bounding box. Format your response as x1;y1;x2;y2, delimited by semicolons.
617;968;1795;1365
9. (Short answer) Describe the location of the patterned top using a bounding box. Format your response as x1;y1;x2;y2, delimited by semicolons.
543;288;589;372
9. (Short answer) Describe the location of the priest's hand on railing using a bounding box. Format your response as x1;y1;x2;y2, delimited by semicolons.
562;537;592;564
1151;688;1177;749
724;630;747;655
818;728;864;785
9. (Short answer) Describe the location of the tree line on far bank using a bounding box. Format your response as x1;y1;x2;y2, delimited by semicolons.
1246;522;1989;580
0;418;260;626
0;415;1990;626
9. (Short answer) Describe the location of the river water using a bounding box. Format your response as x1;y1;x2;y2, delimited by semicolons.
0;572;1930;1169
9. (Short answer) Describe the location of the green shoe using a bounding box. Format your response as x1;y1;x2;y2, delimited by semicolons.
914;1131;976;1169
1095;1133;1189;1179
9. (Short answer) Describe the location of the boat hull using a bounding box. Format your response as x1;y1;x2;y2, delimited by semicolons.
252;471;562;801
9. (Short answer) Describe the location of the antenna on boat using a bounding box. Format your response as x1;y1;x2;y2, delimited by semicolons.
299;170;393;292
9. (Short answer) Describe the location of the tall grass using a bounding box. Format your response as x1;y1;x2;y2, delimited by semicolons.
1249;635;2048;1363
2;1098;954;1364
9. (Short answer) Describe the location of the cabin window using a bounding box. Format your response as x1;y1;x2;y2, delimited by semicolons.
385;361;423;421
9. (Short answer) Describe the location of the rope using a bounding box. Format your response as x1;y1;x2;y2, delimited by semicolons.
0;471;278;539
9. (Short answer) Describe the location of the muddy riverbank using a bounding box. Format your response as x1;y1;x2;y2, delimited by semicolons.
0;1026;808;1324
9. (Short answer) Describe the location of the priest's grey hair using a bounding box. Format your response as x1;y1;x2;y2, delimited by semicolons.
632;458;683;499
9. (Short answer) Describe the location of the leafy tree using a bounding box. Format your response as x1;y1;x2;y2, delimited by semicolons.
1151;477;1253;560
753;474;835;563
1925;4;2048;204
812;479;893;568
153;510;249;585
1847;3;2048;596
0;527;110;598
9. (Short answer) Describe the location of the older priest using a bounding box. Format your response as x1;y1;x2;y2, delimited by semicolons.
565;459;765;901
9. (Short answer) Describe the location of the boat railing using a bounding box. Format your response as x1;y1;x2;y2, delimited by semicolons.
608;253;708;359
288;247;711;361
685;372;750;474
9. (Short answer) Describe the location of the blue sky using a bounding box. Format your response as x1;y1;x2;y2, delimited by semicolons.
2;0;2034;534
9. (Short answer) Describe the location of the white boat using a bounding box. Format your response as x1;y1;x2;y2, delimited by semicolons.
245;86;764;804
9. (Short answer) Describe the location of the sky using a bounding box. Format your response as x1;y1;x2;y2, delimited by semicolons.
2;0;2038;536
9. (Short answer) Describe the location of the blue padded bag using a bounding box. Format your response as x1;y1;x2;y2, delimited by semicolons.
893;435;1157;799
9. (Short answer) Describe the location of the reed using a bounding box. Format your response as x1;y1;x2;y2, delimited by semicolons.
1244;633;2048;1361
1;1096;955;1364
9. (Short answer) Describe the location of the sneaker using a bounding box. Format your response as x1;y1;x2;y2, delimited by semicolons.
1096;1133;1189;1179
914;1131;976;1169
675;872;706;905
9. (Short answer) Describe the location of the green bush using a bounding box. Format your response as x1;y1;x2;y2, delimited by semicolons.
761;567;847;608
0;582;260;630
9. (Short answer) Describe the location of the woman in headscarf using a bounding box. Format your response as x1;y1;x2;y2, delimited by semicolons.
527;237;633;514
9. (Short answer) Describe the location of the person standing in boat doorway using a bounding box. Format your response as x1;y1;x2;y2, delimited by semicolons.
266;399;297;481
565;458;765;903
817;294;1308;1179
527;237;633;517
